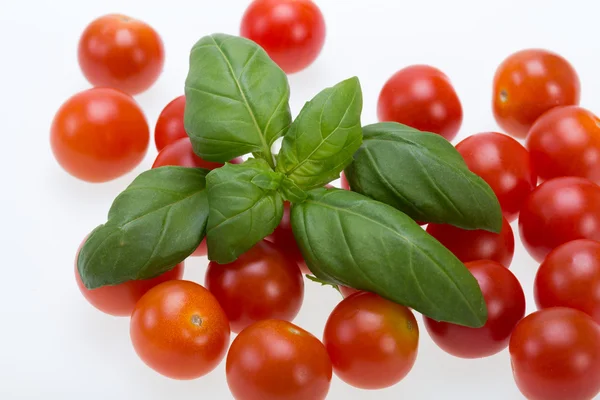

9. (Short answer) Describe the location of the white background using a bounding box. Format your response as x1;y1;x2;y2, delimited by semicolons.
1;0;598;399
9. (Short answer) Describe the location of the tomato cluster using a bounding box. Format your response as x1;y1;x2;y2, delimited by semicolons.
59;2;600;400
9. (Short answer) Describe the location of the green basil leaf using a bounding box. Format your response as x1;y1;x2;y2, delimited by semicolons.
345;122;502;233
251;170;283;191
78;167;210;289
291;188;487;328
184;33;291;166
280;177;308;203
206;159;284;263
276;77;363;189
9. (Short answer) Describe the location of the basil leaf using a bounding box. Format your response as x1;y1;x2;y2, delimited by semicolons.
345;122;502;233
291;188;487;328
251;170;283;191
184;33;291;166
78;167;209;289
276;77;363;189
206;159;284;263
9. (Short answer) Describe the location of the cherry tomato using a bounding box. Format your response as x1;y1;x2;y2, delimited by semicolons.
534;239;600;325
340;172;350;190
78;14;164;95
339;285;359;298
154;95;187;151
527;106;600;183
323;292;418;389
130;280;230;380
492;49;580;138
377;65;463;141
424;260;525;359
205;240;304;333
456;132;537;222
519;177;600;262
50;88;149;183
226;319;332;400
426;216;514;268
509;308;600;400
266;202;310;274
240;0;326;74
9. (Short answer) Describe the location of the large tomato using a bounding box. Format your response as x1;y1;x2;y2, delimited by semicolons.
509;308;600;400
492;49;580;138
535;239;600;324
323;292;419;389
426;216;515;268
154;95;187;151
519;177;600;262
456;132;537;222
205;240;304;333
240;0;326;74
226;319;332;400
424;260;525;358
377;65;463;141
527;106;600;183
78;14;164;95
50;88;149;182
130;280;230;380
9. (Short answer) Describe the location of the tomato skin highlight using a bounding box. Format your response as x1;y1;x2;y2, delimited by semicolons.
226;319;332;400
492;49;580;138
240;0;326;74
424;260;525;359
130;280;230;380
377;65;463;141
154;95;187;151
78;14;165;95
50;88;149;183
266;202;310;274
534;239;600;324
205;240;304;333
323;292;419;389
456;132;537;222
509;307;600;400
426;216;515;268
527;106;600;183
519;177;600;262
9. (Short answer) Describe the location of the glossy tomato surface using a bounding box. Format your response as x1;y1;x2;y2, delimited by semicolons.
130;280;230;380
426;216;515;268
205;240;304;333
519;177;600;262
323;292;419;389
240;0;326;73
377;65;463;141
226;319;332;400
509;308;600;400
492;49;580;138
265;202;309;274
425;260;525;358
535;239;600;324
78;14;164;95
154;95;187;151
456;132;537;222
152;137;224;170
50;88;149;182
527;106;600;183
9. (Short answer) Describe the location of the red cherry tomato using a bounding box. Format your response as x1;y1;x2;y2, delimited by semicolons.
226;319;332;400
377;65;463;141
527;106;600;183
340;172;351;190
266;202;310;274
519;177;600;262
424;260;525;359
323;292;418;389
456;132;537;222
154;95;187;151
509;308;600;400
534;239;600;325
50;88;149;183
339;285;359;298
492;49;580;138
240;0;326;74
426;216;515;268
78;14;164;95
205;240;304;333
130;280;230;380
